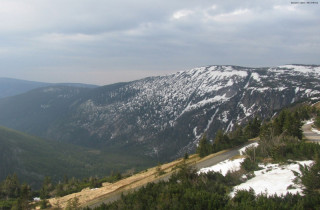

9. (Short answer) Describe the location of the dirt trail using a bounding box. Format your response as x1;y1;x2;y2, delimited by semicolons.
302;121;320;143
48;142;255;209
48;154;201;209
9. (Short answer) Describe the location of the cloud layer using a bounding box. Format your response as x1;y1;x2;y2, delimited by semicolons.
0;0;319;85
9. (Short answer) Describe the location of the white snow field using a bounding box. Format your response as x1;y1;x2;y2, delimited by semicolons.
239;142;259;155
198;158;245;176
230;161;313;197
198;143;314;197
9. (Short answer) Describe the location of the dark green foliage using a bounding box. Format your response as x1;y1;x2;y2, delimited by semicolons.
254;105;315;161
50;173;124;198
0;174;32;210
90;105;320;209
212;126;248;153
39;199;50;209
244;117;261;139
315;115;320;129
241;158;260;172
91;164;320;210
273;110;286;136
0;172;127;209
272;109;303;139
283;111;303;139
196;134;212;157
39;176;53;199
229;123;247;143
232;188;255;204
184;152;189;160
227;192;320;210
1;174;20;199
0;126;155;189
212;130;230;152
299;155;320;194
94;165;233;210
257;126;320;161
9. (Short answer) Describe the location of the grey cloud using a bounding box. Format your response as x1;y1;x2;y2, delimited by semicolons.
0;0;319;85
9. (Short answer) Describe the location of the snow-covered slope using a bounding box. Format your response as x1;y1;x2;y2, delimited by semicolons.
0;65;319;160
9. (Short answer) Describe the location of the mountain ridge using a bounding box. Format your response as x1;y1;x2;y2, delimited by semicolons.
0;64;319;161
0;77;98;99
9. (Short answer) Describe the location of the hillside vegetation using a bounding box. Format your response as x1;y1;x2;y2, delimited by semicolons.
89;103;320;209
0;126;155;189
0;65;320;162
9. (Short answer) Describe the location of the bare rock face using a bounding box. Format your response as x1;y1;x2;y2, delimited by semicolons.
0;65;319;160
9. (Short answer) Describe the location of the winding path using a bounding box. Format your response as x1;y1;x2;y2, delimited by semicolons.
302;120;320;143
82;142;255;209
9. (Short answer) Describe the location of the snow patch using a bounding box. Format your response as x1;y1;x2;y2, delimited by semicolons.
204;109;219;132
279;65;320;76
231;160;314;197
311;128;320;135
220;111;229;123
198;158;245;176
239;142;259;155
183;94;229;113
226;120;234;132
251;73;261;82
305;119;314;125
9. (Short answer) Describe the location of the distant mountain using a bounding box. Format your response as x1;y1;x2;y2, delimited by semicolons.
0;77;98;99
0;126;154;188
0;65;319;162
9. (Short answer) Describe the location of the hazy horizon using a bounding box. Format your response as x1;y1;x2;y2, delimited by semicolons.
0;0;319;85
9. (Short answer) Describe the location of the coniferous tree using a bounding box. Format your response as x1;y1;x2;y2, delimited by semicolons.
315;115;320;129
299;155;320;194
282;112;302;139
197;134;212;158
40;176;53;199
2;174;20;199
273;110;287;136
292;111;303;139
244;117;261;139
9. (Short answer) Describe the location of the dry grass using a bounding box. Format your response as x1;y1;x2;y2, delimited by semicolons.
313;101;320;109
230;155;246;160
47;154;203;209
46;148;241;209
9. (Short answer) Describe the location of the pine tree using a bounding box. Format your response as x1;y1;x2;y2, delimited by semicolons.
40;176;53;199
244;117;261;139
2;174;20;199
315;115;320;129
197;134;212;157
299;155;320;194
273;110;287;136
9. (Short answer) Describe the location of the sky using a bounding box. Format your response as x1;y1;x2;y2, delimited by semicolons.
0;0;319;85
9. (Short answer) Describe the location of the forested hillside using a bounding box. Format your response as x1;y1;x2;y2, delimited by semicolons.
0;126;155;188
89;103;320;209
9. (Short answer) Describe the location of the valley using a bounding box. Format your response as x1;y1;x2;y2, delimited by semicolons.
0;126;155;188
0;65;319;164
1;64;320;209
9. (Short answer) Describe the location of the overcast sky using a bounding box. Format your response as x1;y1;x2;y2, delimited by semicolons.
0;0;319;85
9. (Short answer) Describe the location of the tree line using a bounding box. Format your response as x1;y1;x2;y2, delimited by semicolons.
89;103;320;209
0;172;123;209
197;116;261;158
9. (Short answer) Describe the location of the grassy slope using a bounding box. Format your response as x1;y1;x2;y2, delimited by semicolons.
0;126;155;188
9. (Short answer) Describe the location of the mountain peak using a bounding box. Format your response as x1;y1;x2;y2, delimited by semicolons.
0;65;319;161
